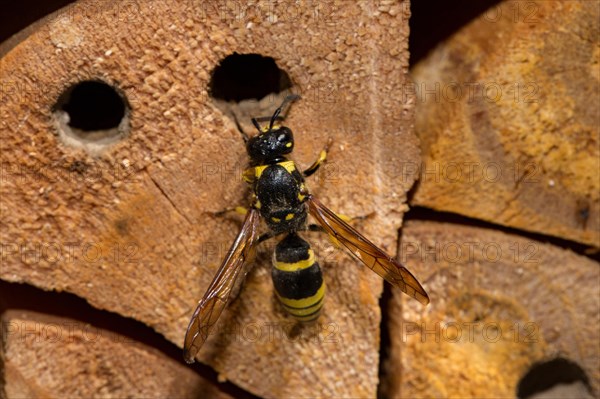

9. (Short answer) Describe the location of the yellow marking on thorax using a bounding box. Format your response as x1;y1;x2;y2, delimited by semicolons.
254;165;268;178
274;249;315;272
243;160;298;184
278;160;296;174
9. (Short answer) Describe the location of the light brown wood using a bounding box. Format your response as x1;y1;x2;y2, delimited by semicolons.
0;1;418;397
381;221;599;398
410;0;600;247
1;310;231;398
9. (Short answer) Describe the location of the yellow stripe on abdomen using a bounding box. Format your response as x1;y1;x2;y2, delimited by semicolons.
273;249;315;272
272;234;325;322
277;284;325;320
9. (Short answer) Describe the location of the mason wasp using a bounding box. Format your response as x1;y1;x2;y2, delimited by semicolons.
183;95;429;363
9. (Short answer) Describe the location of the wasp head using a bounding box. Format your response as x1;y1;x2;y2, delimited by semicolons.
246;125;294;163
246;95;299;163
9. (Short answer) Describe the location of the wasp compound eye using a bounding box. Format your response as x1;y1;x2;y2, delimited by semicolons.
276;126;294;149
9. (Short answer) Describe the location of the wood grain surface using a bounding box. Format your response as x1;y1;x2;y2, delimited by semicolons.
410;0;600;247
382;220;599;398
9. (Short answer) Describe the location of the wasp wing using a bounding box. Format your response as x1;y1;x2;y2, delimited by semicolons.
306;195;429;305
183;209;261;363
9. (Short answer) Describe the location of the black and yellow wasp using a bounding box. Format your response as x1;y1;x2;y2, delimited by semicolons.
183;95;429;363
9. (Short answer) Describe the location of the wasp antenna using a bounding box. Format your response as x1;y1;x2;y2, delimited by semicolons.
269;94;301;129
284;94;301;103
251;117;262;133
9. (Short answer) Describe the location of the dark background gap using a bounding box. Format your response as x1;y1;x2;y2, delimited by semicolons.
409;0;504;66
0;0;77;45
403;206;600;262
0;0;503;64
0;280;259;399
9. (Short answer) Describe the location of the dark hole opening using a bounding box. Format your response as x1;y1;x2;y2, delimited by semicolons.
516;357;592;398
57;80;126;132
209;53;292;102
409;0;503;66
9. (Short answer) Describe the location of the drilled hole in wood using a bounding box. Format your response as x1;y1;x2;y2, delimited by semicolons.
209;53;292;102
209;53;295;131
53;80;130;152
516;357;593;398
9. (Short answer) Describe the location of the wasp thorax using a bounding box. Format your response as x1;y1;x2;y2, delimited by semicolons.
247;126;294;163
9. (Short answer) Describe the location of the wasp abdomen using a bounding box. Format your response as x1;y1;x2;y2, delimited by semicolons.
272;233;325;322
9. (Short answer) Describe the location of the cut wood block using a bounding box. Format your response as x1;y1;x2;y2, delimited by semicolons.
381;221;599;397
0;1;418;397
1;310;230;398
410;0;600;247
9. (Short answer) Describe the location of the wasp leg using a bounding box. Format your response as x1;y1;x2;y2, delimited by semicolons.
307;211;368;226
306;224;326;233
304;223;343;250
303;138;333;177
257;231;277;244
213;206;249;217
232;113;250;144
